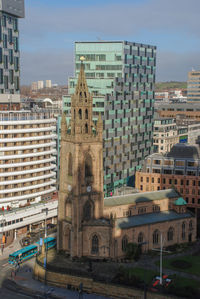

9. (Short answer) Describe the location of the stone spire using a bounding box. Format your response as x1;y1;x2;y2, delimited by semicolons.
70;58;94;137
96;112;103;138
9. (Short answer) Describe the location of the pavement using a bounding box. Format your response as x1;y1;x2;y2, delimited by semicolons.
0;237;110;298
8;264;110;299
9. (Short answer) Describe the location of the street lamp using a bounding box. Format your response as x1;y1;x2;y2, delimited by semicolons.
42;208;48;238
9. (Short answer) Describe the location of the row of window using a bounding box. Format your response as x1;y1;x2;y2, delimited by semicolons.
141;176;200;186
121;222;193;251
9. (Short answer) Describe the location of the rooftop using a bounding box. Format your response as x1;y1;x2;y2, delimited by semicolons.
104;189;178;207
116;211;193;229
167;143;200;159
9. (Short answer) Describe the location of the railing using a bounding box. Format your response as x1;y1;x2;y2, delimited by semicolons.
0;112;55;122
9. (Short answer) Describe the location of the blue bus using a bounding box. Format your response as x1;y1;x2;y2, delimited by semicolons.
8;244;38;265
36;237;56;250
8;237;56;265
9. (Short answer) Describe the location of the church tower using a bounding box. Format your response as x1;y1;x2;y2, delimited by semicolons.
58;58;104;257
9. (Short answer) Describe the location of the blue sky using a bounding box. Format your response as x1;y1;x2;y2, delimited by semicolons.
20;0;200;85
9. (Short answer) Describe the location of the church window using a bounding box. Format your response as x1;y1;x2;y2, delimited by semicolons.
80;91;82;98
68;153;73;176
153;230;159;244
79;109;82;119
85;154;92;177
83;200;92;221
138;232;143;244
91;235;99;254
189;220;193;230
122;236;128;252
167;227;174;241
74;109;76;119
182;222;186;240
85;109;88;119
85;123;88;133
66;202;72;219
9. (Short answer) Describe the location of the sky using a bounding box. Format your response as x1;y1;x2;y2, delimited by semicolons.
20;0;200;85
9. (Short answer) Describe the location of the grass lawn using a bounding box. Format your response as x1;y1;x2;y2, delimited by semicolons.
127;267;158;284
157;255;200;276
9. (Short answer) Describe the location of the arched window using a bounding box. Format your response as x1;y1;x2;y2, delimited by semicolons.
122;236;128;252
65;202;72;218
68;153;73;176
138;232;143;244
78;109;82;119
80;91;82;98
85;109;88;119
85;154;92;177
85;123;88;134
91;235;99;254
74;109;76;119
182;222;186;240
83;201;92;221
167;227;174;241
153;230;159;245
189;220;193;230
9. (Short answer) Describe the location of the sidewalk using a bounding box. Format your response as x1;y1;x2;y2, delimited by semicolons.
9;264;110;299
0;236;23;260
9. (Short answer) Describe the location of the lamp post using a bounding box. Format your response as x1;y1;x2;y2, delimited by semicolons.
42;208;48;285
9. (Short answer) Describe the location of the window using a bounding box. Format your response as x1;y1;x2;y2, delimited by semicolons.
163;178;166;184
83;201;92;221
167;227;174;241
91;235;99;254
146;177;149;183
181;180;184;185
122;236;128;252
152;178;154;183
182;222;185;240
85;154;92;177
138;232;143;244
153;230;159;244
68;153;73;176
189;220;193;230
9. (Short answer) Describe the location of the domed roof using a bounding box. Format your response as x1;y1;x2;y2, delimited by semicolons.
167;143;200;159
174;197;187;206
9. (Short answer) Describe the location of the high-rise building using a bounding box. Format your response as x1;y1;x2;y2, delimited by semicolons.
46;80;52;88
187;71;200;102
37;80;44;90
63;41;156;195
0;0;25;111
0;111;57;246
31;81;38;91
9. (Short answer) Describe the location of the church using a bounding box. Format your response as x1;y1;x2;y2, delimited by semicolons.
57;61;196;259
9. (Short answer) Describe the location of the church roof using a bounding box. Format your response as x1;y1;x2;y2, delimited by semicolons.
174;197;187;206
116;211;193;230
104;189;179;207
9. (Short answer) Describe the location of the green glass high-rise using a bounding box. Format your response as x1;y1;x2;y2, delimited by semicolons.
63;41;156;195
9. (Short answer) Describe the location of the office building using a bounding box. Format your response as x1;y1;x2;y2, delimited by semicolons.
155;102;200;120
136;143;200;235
63;41;156;195
31;81;38;91
37;80;44;90
46;80;52;88
0;0;25;111
187;71;200;102
0;111;57;246
153;117;188;154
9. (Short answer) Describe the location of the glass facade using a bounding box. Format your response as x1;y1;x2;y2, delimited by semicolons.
63;41;156;195
0;11;20;95
187;71;200;102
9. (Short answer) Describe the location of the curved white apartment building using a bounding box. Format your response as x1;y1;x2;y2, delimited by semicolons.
0;111;57;245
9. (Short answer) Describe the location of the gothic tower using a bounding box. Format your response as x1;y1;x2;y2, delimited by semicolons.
58;59;104;258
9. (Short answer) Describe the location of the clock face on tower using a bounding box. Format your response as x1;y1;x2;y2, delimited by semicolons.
68;185;72;191
87;186;91;193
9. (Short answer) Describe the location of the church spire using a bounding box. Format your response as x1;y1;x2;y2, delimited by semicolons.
70;57;94;137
